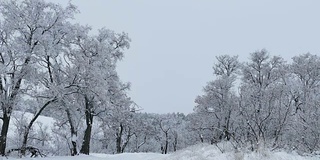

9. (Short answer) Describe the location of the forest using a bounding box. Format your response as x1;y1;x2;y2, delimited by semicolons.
0;0;320;158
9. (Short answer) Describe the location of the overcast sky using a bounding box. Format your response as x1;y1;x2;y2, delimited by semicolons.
52;0;320;114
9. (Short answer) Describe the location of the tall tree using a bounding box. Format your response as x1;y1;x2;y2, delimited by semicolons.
194;55;239;143
289;53;320;153
67;28;130;155
0;0;77;155
239;49;286;150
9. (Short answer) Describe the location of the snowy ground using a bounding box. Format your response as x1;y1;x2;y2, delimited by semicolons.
2;143;319;160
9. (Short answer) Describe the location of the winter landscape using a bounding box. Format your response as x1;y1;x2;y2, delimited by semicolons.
0;0;320;159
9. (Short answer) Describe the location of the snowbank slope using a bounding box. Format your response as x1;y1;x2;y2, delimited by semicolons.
4;143;320;160
161;143;320;160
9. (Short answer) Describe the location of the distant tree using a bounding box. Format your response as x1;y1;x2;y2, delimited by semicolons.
186;112;207;143
99;85;132;154
130;113;157;152
118;112;161;153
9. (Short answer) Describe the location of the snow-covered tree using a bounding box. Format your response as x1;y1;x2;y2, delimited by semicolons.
194;55;239;144
0;0;131;156
129;113;158;152
238;50;288;150
0;0;77;155
97;87;133;154
289;53;320;153
64;27;130;155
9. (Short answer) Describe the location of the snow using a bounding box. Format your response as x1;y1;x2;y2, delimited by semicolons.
8;111;56;137
1;143;319;160
1;153;168;160
91;153;168;160
71;134;77;142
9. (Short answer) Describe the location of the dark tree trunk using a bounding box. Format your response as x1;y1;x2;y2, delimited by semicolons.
80;117;93;155
71;140;77;156
0;57;28;156
0;113;10;156
224;110;232;141
21;132;28;156
173;132;178;152
164;132;168;154
116;123;123;154
159;120;170;154
80;96;93;155
121;127;132;153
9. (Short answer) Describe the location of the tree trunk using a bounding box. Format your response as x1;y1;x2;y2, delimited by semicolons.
121;127;132;153
225;109;232;141
0;57;28;156
134;135;146;152
116;123;123;154
21;99;55;156
173;132;178;152
159;120;170;154
164;132;168;154
20;131;28;156
79;113;93;155
71;139;77;156
65;108;78;156
0;113;10;156
80;96;93;155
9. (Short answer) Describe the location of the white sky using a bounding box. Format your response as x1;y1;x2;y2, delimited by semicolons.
51;0;320;114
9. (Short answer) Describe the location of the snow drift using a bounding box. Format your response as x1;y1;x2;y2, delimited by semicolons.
3;143;320;160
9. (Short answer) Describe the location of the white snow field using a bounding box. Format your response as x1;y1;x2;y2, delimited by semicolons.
2;143;319;160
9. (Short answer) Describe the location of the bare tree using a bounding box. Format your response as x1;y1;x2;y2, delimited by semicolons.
289;53;320;153
194;55;239;143
239;49;287;150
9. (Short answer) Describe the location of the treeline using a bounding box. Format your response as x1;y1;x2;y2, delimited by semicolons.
8;52;320;157
97;51;320;155
105;52;320;155
1;0;320;157
192;51;320;154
